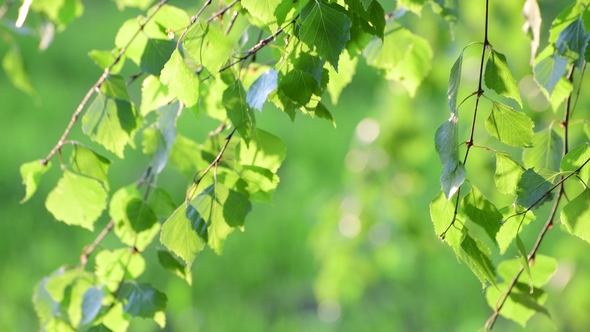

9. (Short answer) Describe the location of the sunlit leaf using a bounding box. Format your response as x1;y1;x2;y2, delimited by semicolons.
160;50;200;111
561;143;590;183
434;113;465;199
140;75;173;116
113;0;155;10
303;102;336;126
236;128;286;173
168;134;207;179
20;160;51;203
496;207;535;255
160;202;207;268
327;52;358;104
399;0;428;15
95;249;146;292
299;0;352;71
462;186;502;245
183;21;234;73
447;51;463;113
429;191;464;251
485;102;534;147
494;152;525;196
70;143;111;188
46;170;107;231
523;128;563;172
88;49;125;74
561;189;590;244
157;249;192;285
515;169;553;209
484;49;523;107
223;80;256;144
459;234;496;287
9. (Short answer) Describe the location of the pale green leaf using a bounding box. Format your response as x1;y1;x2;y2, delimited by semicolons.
140;75;173;115
515;169;553;208
303;102;336;126
515;235;534;293
88;49;125;74
484;49;523;107
496;207;535;255
236;128;286;173
429;191;464;251
168;134;207;179
544;77;572;112
117;282;166;318
327;52;358;104
20;160;51;203
70;143;111;188
3;44;35;95
494;152;525;196
434;113;465;199
184;21;235;73
485;102;534;147
45;268;96;328
223;80;256;144
299;0;352;71
102;303;131;332
246;70;278;111
561;189;590;244
462;186;502;245
45;170;107;231
236;166;280;204
160;50;200;110
561;143;590;183
486;282;549;327
113;0;155;10
100;74;131;101
31;0;83;27
523;128;563;171
497;255;557;288
447;51;463;113
399;0;428;15
157;249;192;285
160;202;207;268
95;249;146;292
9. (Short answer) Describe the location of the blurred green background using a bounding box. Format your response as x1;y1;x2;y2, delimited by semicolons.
2;0;590;331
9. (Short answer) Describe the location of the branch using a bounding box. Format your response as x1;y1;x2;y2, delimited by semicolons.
41;0;170;165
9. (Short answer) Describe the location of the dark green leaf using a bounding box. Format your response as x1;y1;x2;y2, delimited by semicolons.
459;234;496;287
160;202;207;267
184;21;234;73
515;169;553;208
160;50;200;110
303;102;336;126
299;0;352;71
279;69;321;106
223;80;256;144
147;188;177;220
534;48;568;96
141;39;176;75
484;49;523;107
523;127;563;172
100;75;131;101
125;198;158;232
20;160;51;203
462;186;502;245
117;282;166;318
70;143;111;188
45;171;107;231
485;102;534;147
246;69;278;111
494;152;525;196
434;113;465;199
561;189;590;244
157;249;192;285
555;17;590;68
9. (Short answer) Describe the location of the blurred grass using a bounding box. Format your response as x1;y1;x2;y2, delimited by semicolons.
1;1;590;331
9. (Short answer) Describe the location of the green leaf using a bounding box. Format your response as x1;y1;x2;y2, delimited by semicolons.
485;102;534;147
234;166;280;204
523;128;563;172
223;80;256;144
160;50;200;111
494;152;526;196
515;235;534;294
242;0;296;31
141;39;176;75
100;74;131;101
399;0;428;15
279;69;321;106
429;191;464;251
189;184;252;254
157;249;192;285
3;44;35;95
31;0;83;28
534;49;568;96
198;75;229;121
544;77;572;112
459;234;496;287
303;102;336;126
462;186;502;245
70;143;111;188
95;249;145;292
364;27;432;96
555;17;590;68
168;134;207;179
327;52;358;104
113;0;155;10
160;202;207;268
246;69;278;111
183;21;235;73
79;286;103;328
102;303;130;332
33;270;61;328
299;0;352;71
88;49;125;74
496;207;535;255
44;268;96;328
561;143;590;183
82;93;140;158
561;189;590;244
117;282;166;318
447;52;463;113
147;187;177;220
140;75;173;116
110;186;160;251
236;128;286;173
498;255;557;288
144;103;180;174
515;169;553;208
20;160;51;203
434;113;465;199
45;170;107;231
484;49;523;107
549;2;585;44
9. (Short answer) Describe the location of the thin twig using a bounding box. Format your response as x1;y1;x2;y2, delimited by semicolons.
205;0;240;23
176;0;213;49
42;0;170;165
225;11;239;35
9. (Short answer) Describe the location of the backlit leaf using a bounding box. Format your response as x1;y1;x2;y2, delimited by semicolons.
88;49;125;74
157;249;192;285
523;128;563;172
20;160;51;203
462;186;502;245
484;49;523;107
494;152;525;196
399;0;428;15
327;52;358;104
430;191;464;251
184;21;234;73
140;75;173;115
45;170;107;231
3;44;35;95
496;207;535;255
515;169;553;209
459;234;496;287
561;189;590;244
160;50;200;110
448;52;463;113
168;134;207;179
160;202;207;268
236;128;286;173
70;143;111;188
434;113;465;199
223;80;256;144
95;249;146;292
561;143;590;183
485;102;534;147
534;49;568;96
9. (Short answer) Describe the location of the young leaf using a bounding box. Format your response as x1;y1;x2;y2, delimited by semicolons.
82;93;141;158
327;52;358;104
430;191;464;251
434;113;465;199
223;80;256;144
70;143;111;188
485;102;534;147
484;49;523;107
157;249;192;285
117;282;167;318
561;189;590;244
561;143;590;183
20;160;51;203
183;21;235;73
448;52;464;113
246;69;278;112
494;152;525;196
3;44;35;95
236;128;286;173
95;249;146;292
299;0;352;71
462;186;502;246
160;202;208;268
523;128;563;172
234;166;280;204
496;207;535;255
45;170;107;231
140;75;173;116
160;50;200;111
459;234;496;287
515;169;553;209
